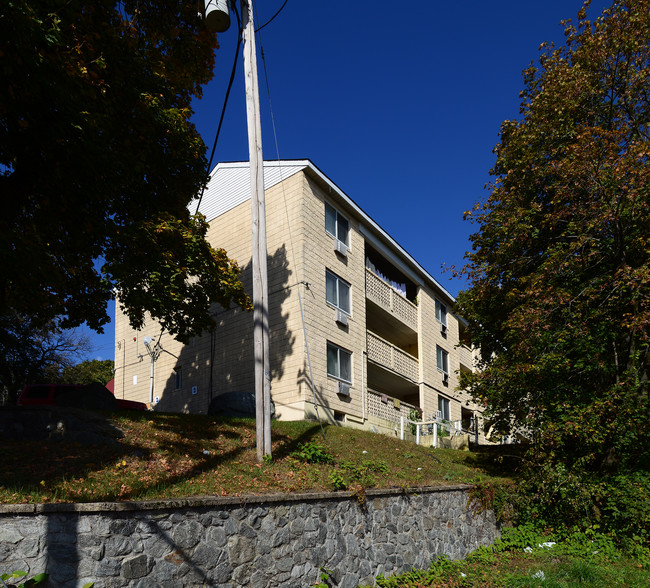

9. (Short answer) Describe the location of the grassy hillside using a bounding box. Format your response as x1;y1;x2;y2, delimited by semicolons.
1;411;516;504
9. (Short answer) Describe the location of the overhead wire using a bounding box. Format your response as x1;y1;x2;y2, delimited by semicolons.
255;0;288;32
194;1;243;216
252;0;326;441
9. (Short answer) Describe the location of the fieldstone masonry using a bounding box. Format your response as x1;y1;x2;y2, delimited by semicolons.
0;485;499;587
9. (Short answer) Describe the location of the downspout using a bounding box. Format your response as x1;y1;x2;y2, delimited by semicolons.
149;355;154;405
122;339;126;399
362;351;367;422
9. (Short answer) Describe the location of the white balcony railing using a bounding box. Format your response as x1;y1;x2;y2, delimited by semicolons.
365;269;418;331
367;331;418;382
366;389;419;424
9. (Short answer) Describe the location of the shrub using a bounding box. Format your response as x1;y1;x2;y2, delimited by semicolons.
291;442;334;464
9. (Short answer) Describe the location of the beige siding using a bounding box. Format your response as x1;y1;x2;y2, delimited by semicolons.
298;175;367;420
114;162;486;443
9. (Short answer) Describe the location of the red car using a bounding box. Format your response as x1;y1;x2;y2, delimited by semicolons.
17;383;147;411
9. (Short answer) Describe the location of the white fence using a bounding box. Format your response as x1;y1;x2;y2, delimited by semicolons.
400;414;478;447
366;389;478;447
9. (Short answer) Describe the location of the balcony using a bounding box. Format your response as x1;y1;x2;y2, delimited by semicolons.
365;269;418;332
367;331;419;382
366;389;420;424
458;345;474;370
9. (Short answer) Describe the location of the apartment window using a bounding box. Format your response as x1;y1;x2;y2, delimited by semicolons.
435;299;448;326
326;270;351;314
438;395;450;421
174;366;182;390
436;345;449;374
327;342;352;383
325;202;350;246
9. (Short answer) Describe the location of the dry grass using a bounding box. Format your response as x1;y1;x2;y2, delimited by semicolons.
0;412;516;504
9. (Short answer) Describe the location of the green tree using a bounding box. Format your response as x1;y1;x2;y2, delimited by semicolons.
0;313;91;405
457;0;649;477
51;359;115;386
0;1;250;342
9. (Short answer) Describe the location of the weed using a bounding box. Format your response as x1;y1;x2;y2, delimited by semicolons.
0;571;49;588
291;442;334;464
329;471;347;491
467;480;495;517
494;523;548;552
351;482;367;508
312;567;334;587
361;528;649;588
0;572;93;588
464;544;497;566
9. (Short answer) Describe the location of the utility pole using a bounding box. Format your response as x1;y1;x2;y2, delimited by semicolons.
241;0;272;461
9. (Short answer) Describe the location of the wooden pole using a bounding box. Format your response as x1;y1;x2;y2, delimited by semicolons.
241;0;271;461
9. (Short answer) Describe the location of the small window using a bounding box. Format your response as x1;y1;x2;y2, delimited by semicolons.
327;342;352;383
435;299;447;326
436;345;449;374
326;270;351;314
438;395;450;421
325;202;350;246
174;366;182;390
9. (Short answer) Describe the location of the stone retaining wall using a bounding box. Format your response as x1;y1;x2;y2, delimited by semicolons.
0;486;499;587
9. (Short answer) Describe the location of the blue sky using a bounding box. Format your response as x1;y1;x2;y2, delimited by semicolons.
85;0;611;362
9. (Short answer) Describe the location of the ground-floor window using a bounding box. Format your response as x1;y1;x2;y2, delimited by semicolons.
438;395;450;421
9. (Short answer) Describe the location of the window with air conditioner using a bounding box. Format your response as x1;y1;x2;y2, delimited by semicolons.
436;345;449;375
325;202;350;249
327;342;352;384
337;381;351;396
326;270;351;315
435;299;448;330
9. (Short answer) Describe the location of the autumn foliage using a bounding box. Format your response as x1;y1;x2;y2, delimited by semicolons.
0;1;250;341
456;0;650;535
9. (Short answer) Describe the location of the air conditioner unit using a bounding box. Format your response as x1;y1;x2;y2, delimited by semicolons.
335;240;348;256
335;309;349;326
442;372;449;384
440;323;447;335
337;381;351;396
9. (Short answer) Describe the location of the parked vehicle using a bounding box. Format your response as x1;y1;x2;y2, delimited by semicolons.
17;383;147;411
208;390;275;418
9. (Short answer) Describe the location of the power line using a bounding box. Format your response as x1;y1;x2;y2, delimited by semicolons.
255;0;288;32
253;0;325;441
194;2;243;216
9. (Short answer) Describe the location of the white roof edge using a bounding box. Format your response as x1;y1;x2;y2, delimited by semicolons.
209;159;313;175
209;159;456;303
300;161;457;303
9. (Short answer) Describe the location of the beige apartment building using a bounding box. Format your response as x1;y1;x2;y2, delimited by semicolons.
114;160;483;443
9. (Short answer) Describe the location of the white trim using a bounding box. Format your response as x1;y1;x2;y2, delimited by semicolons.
201;160;456;304
303;161;456;303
